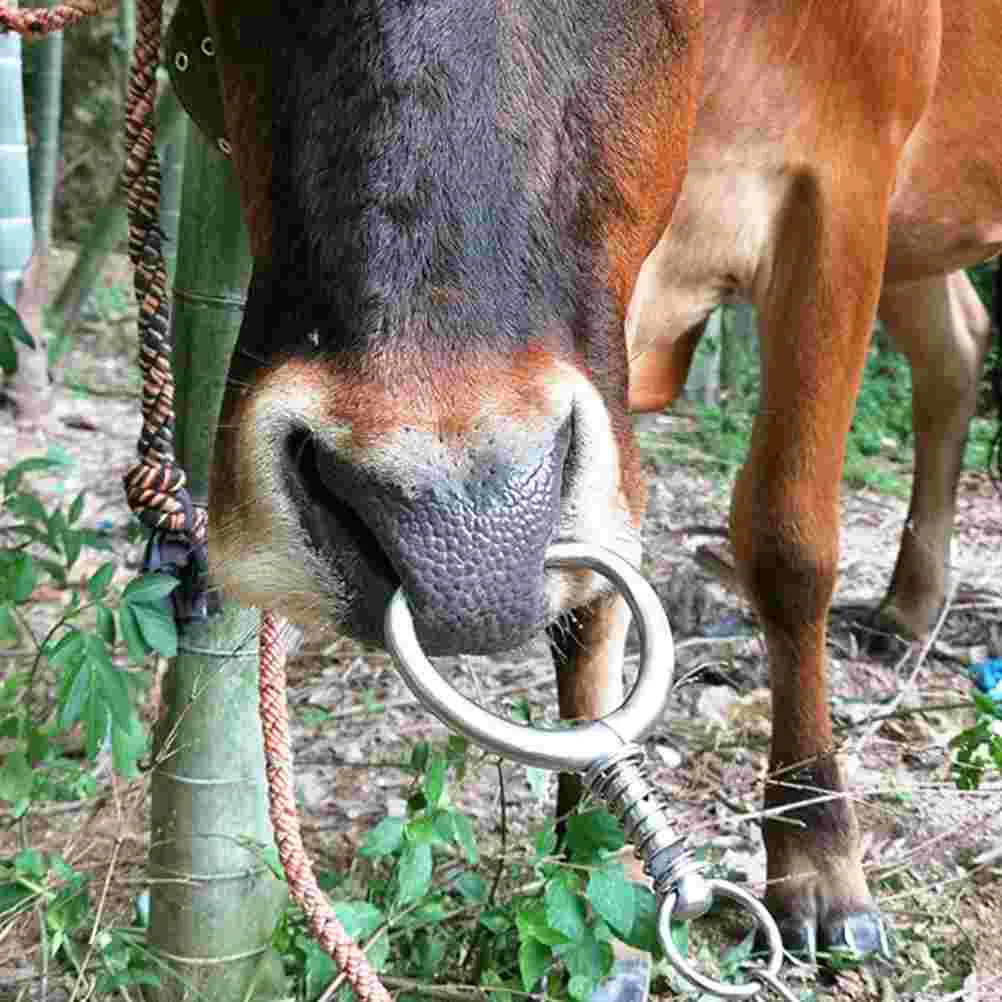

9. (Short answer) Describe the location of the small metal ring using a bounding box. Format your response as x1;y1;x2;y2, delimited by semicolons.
200;35;215;56
217;137;232;156
384;542;674;772
173;51;188;72
658;879;783;998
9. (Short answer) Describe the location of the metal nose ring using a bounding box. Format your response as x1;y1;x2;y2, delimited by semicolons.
384;542;675;772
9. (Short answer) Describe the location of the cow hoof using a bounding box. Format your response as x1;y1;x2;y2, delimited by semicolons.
818;910;892;960
759;910;891;966
860;610;912;657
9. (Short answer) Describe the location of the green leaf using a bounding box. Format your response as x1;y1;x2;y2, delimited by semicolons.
130;602;178;657
0;332;15;374
423;753;447;808
47;630;85;669
331;901;384;940
58;658;88;729
68;491;86;526
586;864;635;938
360;816;406;858
87;562;116;600
57;641;118;759
721;928;757;972
95;605;116;646
618;886;659;955
408;816;444;846
568;976;598;1001
0;299;35;349
395;842;433;906
533;824;558;863
302;940;337;997
111;714;147;779
62;529;82;572
446;734;468;780
85;634;132;731
450;810;478;864
0;606;18;647
545;872;586;942
4;492;48;526
668;918;688;956
410;740;430;773
118;604;148;665
0;879;33;913
479;908;513;933
518;938;551;991
0;301;34;375
554;928;613;983
516;902;569;947
564;810;625;863
455;872;487;903
4;454;70;494
11;554;36;603
0;750;32;803
14;848;46;879
122;574;180;605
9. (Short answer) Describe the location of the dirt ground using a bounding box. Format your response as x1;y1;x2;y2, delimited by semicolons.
1;257;1001;1000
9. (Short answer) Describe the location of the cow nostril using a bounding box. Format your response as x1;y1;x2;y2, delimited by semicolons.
285;430;398;586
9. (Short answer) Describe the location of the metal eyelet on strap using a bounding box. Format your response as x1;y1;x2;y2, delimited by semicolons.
217;137;231;156
174;51;188;72
200;35;215;56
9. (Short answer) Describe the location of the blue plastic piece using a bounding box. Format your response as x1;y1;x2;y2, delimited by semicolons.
971;659;1002;700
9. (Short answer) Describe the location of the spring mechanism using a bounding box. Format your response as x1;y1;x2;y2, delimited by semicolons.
582;744;713;922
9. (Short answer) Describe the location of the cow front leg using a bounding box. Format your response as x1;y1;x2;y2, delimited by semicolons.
876;271;993;639
732;177;891;961
548;593;631;826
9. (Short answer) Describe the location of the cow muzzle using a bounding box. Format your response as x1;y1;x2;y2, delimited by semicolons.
283;415;571;655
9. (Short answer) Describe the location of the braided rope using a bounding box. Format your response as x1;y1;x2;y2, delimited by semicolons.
0;0;111;34
259;613;393;1002
119;0;207;542
3;7;390;1002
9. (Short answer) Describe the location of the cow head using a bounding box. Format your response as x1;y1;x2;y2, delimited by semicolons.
209;1;699;655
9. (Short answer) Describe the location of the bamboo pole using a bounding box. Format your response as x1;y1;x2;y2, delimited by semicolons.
28;2;62;257
159;114;188;284
0;1;33;309
145;128;286;1002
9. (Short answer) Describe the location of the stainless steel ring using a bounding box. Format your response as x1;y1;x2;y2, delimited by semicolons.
658;879;784;998
383;542;674;772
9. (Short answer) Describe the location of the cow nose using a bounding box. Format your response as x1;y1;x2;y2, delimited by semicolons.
287;419;571;655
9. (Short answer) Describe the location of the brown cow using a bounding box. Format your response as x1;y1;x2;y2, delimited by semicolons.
204;0;997;966
627;0;1001;957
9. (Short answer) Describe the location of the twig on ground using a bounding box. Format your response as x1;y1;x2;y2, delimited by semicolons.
68;830;123;1002
833;700;973;735
869;808;996;881
852;582;958;754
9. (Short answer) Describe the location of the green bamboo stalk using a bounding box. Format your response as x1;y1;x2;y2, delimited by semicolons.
0;0;53;425
51;85;184;334
146;127;286;1002
0;1;33;309
29;0;62;256
116;0;135;99
159;114;188;285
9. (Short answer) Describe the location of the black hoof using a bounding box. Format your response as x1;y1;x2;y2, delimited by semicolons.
859;618;910;658
819;910;893;961
757;910;891;967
